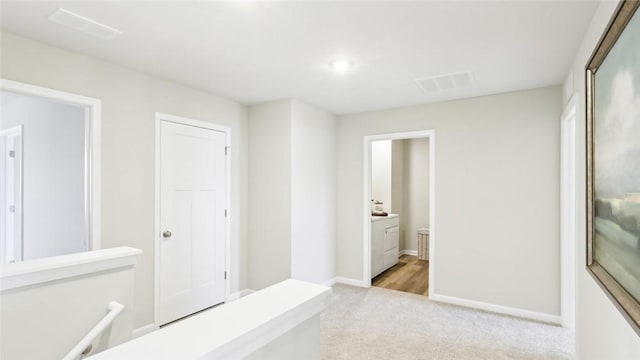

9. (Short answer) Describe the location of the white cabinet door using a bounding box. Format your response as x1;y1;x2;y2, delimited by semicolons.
383;225;399;269
160;121;227;326
384;248;399;269
383;226;399;251
371;217;400;278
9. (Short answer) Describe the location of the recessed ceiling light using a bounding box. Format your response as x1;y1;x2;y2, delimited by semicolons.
49;8;123;40
329;58;354;72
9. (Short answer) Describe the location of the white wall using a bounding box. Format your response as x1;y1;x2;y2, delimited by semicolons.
371;140;392;210
1;93;87;260
0;31;249;329
337;86;561;317
565;1;640;358
291;99;336;285
0;250;138;360
248;99;336;289
401;138;429;252
247;100;292;290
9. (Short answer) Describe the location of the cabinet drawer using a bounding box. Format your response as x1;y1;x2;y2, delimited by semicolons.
383;226;399;251
383;247;399;269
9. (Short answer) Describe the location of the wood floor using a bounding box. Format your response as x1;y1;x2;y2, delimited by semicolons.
372;255;429;296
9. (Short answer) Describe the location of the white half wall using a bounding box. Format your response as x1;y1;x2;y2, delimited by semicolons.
337;86;562;317
291;99;336;285
0;31;249;329
0;247;140;360
566;1;640;358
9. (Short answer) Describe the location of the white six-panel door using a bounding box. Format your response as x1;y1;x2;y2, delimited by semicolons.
159;120;226;325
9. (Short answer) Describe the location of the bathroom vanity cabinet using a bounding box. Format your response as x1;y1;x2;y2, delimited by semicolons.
371;214;399;278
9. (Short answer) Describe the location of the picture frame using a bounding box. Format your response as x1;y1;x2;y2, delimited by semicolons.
586;0;640;335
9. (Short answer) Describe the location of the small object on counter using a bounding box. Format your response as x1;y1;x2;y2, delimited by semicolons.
371;199;385;213
372;211;388;216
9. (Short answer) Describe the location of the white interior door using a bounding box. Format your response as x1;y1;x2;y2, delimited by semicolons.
160;120;227;325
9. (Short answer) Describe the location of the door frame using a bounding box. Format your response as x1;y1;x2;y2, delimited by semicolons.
560;95;577;329
153;112;231;329
0;78;102;254
363;130;436;296
0;125;23;264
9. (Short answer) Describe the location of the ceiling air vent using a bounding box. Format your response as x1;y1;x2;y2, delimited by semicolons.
49;8;123;40
415;71;474;93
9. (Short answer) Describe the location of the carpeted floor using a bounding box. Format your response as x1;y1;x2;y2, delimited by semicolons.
320;285;574;360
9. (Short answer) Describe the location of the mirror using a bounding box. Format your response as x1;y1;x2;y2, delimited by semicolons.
0;80;100;264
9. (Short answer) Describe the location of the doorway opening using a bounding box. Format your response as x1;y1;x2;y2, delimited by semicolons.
363;130;435;297
0;80;101;264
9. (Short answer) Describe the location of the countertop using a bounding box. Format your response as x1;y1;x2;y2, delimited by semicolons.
371;213;399;222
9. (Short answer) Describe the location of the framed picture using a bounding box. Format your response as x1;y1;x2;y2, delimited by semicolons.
586;0;640;334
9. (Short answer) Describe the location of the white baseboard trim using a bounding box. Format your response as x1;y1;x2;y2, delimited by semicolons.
132;323;155;338
322;277;337;287
401;249;418;256
430;293;562;325
228;288;255;302
333;277;368;288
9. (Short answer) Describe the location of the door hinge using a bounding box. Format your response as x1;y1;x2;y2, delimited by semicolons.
225;146;230;155
9;150;15;158
9;205;15;213
224;271;227;280
225;209;228;217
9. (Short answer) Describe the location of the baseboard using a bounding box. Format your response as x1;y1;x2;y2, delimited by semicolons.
322;277;337;287
333;277;368;288
132;323;155;338
429;293;562;325
228;288;255;301
401;249;418;256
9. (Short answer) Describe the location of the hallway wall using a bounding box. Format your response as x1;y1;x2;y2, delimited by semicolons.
0;31;249;329
565;1;640;358
337;86;562;318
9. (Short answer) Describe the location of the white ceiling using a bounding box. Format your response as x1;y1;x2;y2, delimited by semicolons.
0;1;598;115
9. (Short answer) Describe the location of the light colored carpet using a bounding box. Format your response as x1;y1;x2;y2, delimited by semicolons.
320;285;574;360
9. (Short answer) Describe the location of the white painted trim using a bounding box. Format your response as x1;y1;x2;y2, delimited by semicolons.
401;249;418;256
153;112;232;330
428;133;436;298
153;116;161;331
363;130;436;297
560;94;577;330
333;276;368;288
430;293;562;325
0;79;102;253
227;288;255;301
0;247;141;292
0;125;23;264
132;324;155;339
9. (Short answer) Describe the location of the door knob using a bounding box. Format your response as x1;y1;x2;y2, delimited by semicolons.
162;230;172;238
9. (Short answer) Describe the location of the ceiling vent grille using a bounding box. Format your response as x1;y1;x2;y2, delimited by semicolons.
49;8;123;40
415;71;474;93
